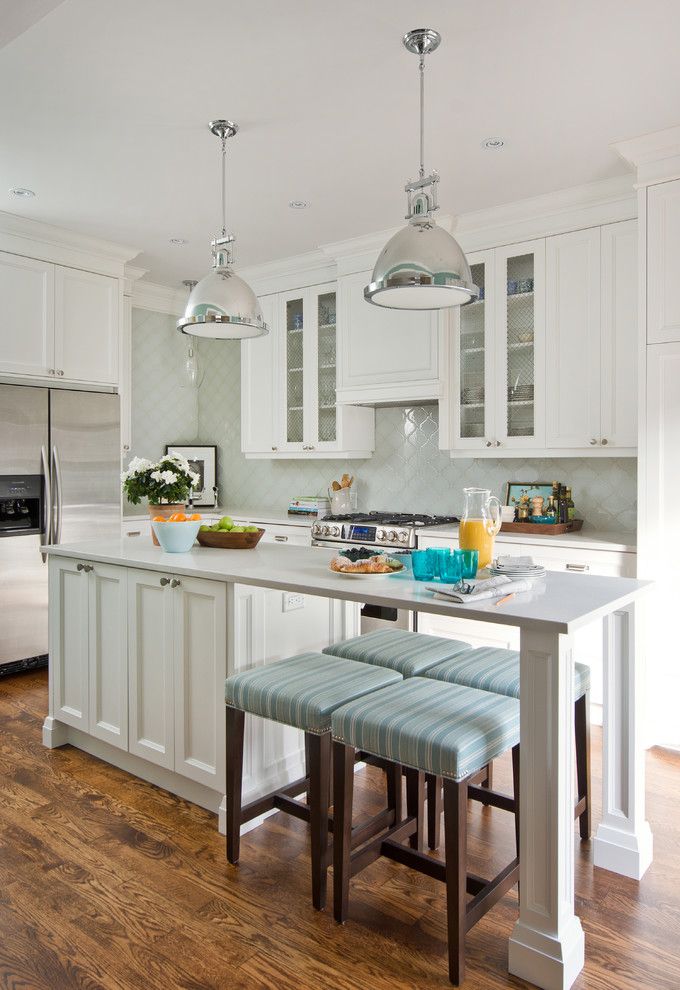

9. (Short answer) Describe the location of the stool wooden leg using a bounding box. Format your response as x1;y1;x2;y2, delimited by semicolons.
426;773;442;850
333;740;355;923
444;778;467;986
406;768;425;851
511;744;520;858
304;733;312;805
575;691;592;840
225;706;245;865
386;762;403;822
480;761;493;806
308;732;331;911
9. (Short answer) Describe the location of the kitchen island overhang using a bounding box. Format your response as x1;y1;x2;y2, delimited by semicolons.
43;538;653;990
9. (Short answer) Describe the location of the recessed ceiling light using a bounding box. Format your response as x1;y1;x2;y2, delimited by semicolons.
288;200;310;209
482;137;505;150
169;237;187;245
10;187;35;198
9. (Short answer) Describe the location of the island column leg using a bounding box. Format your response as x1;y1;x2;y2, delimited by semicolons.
508;627;585;990
594;601;653;879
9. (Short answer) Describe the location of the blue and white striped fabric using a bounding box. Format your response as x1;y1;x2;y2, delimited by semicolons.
332;678;519;781
423;647;590;700
322;629;471;678
225;652;402;734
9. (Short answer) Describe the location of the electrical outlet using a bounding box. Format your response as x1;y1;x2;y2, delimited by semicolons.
283;592;305;612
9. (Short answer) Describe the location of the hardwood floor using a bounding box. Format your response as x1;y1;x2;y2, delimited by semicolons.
0;671;679;989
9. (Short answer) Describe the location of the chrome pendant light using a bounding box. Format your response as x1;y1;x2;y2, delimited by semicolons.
365;29;478;310
177;120;268;339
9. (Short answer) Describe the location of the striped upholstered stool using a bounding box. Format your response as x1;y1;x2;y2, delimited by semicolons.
224;652;402;910
322;628;471;677
331;678;520;986
424;647;592;847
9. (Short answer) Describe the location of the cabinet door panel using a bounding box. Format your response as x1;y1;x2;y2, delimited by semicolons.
50;557;89;729
452;253;496;449
0;252;55;377
173;577;226;788
127;569;174;768
647;179;680;343
600;220;637;448
88;562;128;749
55;267;119;384
545;228;601;448
241;295;277;453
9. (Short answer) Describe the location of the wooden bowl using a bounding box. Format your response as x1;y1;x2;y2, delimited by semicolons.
197;528;265;550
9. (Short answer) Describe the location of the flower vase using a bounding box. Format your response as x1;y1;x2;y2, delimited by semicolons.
148;503;186;546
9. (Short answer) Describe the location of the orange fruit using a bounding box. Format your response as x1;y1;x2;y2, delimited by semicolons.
189;513;202;521
168;512;186;522
152;515;166;522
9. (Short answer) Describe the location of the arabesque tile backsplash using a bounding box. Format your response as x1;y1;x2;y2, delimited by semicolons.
127;308;637;534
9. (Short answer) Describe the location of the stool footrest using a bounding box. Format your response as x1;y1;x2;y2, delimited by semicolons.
349;817;418;878
241;774;310;824
465;857;519;932
467;784;516;813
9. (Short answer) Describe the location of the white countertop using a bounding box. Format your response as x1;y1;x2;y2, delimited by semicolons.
46;538;650;635
422;523;636;554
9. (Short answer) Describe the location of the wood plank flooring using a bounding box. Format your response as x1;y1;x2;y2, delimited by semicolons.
0;670;679;989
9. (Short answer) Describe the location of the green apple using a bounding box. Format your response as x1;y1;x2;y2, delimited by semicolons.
199;524;210;532
218;515;233;530
244;525;259;533
230;526;245;533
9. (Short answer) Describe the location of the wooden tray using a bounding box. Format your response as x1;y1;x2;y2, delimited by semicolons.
500;519;583;535
197;528;265;549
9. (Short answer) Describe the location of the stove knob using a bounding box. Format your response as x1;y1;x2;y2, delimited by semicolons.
398;531;408;543
377;529;385;540
387;530;396;542
322;525;330;536
332;526;341;537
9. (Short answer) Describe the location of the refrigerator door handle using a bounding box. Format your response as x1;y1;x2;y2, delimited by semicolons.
40;444;52;562
51;444;63;546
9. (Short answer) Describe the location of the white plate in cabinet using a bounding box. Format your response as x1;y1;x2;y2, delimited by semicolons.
336;270;441;405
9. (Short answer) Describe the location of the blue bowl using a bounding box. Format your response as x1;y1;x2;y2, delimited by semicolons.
151;520;202;553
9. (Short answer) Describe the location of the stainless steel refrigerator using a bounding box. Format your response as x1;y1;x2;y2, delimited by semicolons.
0;384;120;674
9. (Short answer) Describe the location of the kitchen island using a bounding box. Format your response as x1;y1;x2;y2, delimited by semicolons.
44;538;652;990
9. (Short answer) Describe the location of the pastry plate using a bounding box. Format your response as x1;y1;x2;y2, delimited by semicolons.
330;566;404;579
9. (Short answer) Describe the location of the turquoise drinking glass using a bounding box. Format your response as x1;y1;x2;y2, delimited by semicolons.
426;547;451;581
460;548;479;579
411;550;434;581
440;549;463;583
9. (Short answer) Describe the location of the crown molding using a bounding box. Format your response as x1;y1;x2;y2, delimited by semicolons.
131;279;187;316
613;125;680;186
0;210;140;277
123;264;148;297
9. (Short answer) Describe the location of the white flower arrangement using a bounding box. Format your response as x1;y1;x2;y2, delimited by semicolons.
122;453;199;505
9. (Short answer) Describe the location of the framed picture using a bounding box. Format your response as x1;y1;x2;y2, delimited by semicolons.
165;444;217;507
505;481;553;509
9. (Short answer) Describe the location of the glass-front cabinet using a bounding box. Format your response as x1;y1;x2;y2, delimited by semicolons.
451;239;545;452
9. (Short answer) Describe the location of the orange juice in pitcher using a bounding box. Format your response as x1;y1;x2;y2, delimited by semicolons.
458;488;502;571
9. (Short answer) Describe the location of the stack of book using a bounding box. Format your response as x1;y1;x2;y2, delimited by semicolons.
288;495;331;518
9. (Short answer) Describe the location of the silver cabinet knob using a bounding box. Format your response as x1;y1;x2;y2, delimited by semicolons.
601;437;608;446
77;562;93;572
485;440;493;448
77;562;85;571
48;369;55;376
170;578;181;588
495;440;502;447
271;446;278;451
57;369;64;376
160;577;171;586
589;438;597;446
122;444;130;452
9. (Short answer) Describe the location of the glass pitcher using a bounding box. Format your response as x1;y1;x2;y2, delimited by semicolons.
458;487;502;571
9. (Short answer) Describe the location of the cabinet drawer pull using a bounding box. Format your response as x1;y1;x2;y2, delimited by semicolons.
57;369;64;376
126;530;141;537
565;563;589;572
160;577;171;586
77;562;85;571
589;438;597;445
274;535;288;542
171;578;181;588
485;441;493;448
601;437;608;446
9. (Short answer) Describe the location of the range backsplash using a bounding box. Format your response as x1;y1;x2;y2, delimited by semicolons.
127;308;637;534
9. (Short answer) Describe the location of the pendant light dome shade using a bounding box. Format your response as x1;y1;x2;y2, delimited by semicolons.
178;268;267;338
365;218;476;309
177;119;268;340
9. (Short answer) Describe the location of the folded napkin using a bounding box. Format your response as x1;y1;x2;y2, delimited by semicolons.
427;574;532;605
494;555;536;570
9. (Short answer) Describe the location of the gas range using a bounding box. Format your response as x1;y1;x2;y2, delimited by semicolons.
311;511;459;550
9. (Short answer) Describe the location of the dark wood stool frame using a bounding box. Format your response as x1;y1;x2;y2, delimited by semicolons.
426;689;591;850
225;706;409;911
333;740;520;986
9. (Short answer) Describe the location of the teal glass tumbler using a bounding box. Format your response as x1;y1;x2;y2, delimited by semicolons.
426;547;450;581
411;550;435;581
460;548;479;579
440;549;464;583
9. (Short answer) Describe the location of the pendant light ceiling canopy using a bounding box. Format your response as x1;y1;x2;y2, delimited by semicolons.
364;29;478;311
177;120;268;340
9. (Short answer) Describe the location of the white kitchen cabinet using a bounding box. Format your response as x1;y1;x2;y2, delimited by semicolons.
127;568;175;769
0;252;55;377
600;220;638;448
647;179;680;344
173;575;227;789
55;266;120;386
545;228;602;448
0;252;120;386
336;269;441;405
88;562;128;749
50;556;90;731
241;284;374;458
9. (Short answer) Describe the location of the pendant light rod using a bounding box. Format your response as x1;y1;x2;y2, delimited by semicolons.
220;131;227;237
403;28;440;179
419;53;425;178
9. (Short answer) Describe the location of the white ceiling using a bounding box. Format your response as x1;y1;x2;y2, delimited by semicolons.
1;0;679;285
